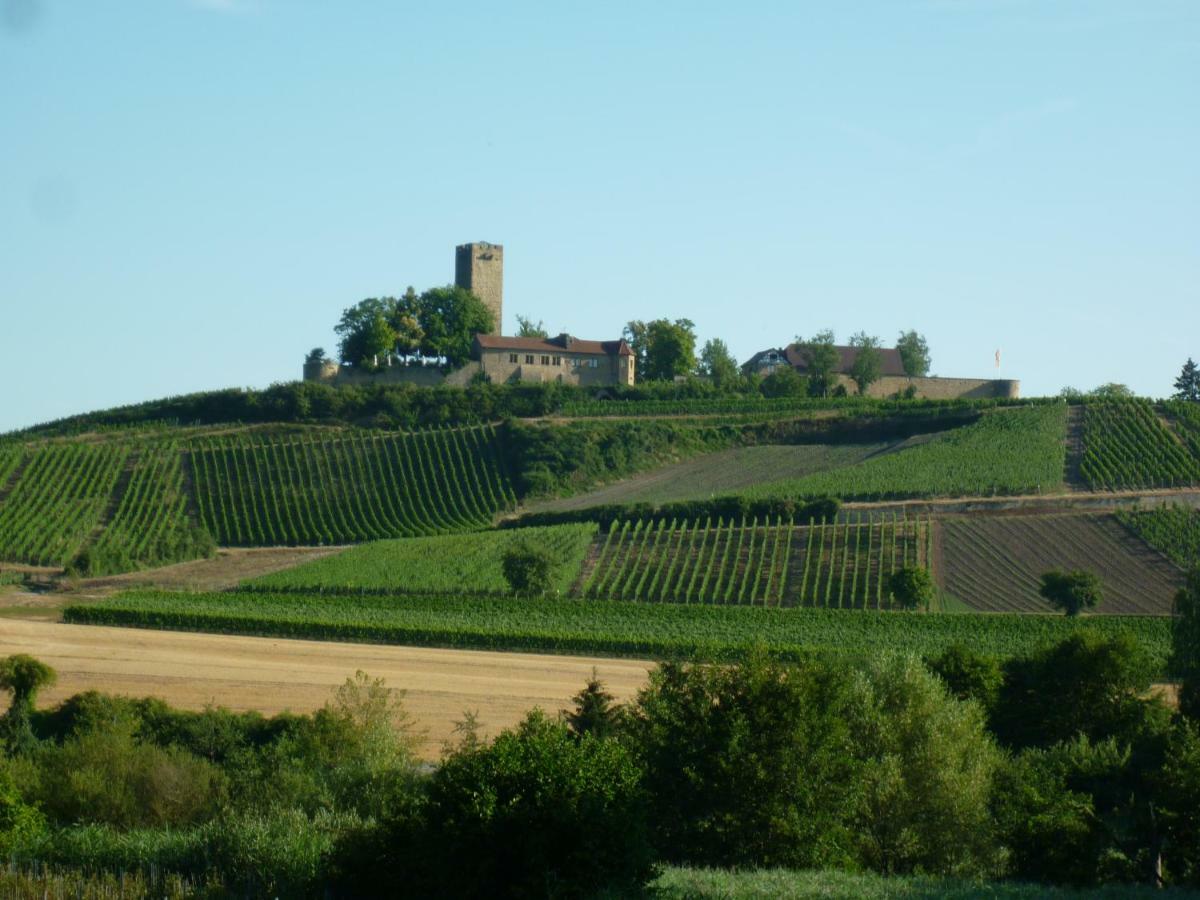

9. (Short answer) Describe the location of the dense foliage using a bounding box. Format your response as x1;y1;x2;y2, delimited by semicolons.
64;590;1173;672
245;524;596;597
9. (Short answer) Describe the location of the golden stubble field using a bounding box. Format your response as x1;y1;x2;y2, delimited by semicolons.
0;548;654;760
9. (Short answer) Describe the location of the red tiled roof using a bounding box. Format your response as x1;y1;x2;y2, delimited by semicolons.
474;334;632;357
784;343;907;377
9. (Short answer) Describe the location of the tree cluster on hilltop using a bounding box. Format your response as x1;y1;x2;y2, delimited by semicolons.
333;286;494;370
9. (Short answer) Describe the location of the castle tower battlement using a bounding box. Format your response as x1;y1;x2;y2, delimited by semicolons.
455;241;503;335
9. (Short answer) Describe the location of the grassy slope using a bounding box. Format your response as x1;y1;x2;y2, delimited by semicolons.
65;591;1172;673
652;867;1200;899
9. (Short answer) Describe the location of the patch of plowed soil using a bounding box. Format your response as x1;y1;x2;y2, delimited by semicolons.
0;619;652;761
71;546;347;593
941;513;1181;614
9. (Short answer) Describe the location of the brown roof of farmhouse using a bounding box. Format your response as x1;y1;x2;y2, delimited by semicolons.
784;343;908;377
474;334;633;357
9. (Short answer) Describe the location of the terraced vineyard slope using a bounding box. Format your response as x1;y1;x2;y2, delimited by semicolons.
940;513;1182;614
1079;400;1200;490
578;516;932;608
189;425;514;545
1116;504;1200;569
740;405;1067;501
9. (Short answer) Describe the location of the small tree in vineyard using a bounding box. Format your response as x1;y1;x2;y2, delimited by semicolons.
1039;569;1102;616
501;540;555;597
888;566;934;610
0;654;56;754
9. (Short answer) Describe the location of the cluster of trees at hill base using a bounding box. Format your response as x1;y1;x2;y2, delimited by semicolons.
2;588;1200;897
315;286;495;371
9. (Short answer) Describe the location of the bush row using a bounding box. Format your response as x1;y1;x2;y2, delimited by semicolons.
506;495;841;530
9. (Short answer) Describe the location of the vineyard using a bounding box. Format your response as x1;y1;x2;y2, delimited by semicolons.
64;589;1174;672
940;513;1181;615
1116;504;1200;570
190;425;514;545
0;424;517;573
579;516;932;608
739;405;1067;501
0;442;129;566
1079;400;1200;490
246;523;596;596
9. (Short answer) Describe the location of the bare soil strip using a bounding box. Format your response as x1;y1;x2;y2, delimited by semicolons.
0;619;653;760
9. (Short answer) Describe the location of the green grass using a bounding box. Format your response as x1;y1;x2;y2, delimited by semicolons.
739;405;1067;501
245;524;597;596
65;590;1172;672
651;866;1200;899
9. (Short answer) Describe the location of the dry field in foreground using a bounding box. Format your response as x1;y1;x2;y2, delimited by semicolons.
0;618;652;760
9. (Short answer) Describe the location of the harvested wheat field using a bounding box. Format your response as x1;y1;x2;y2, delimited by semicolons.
0;619;653;760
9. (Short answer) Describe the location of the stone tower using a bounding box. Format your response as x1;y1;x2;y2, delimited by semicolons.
455;241;503;335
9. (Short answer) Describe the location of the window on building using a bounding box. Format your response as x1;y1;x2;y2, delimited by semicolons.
509;353;518;364
589;358;599;368
541;355;550;366
552;356;561;366
571;358;580;367
525;354;534;365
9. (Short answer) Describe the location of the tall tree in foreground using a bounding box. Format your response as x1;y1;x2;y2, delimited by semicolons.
1173;569;1200;720
797;329;839;397
1175;358;1200;402
0;654;56;754
848;331;883;396
896;330;931;377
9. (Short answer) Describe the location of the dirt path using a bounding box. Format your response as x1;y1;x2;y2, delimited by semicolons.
0;619;653;760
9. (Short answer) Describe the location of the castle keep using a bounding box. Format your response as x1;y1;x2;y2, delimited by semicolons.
455;242;503;335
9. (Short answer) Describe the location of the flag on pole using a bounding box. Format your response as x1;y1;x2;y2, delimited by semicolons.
995;349;1001;370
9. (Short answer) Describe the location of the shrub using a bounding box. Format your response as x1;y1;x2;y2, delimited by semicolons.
0;654;56;754
887;566;934;610
415;710;652;898
1039;569;1103;616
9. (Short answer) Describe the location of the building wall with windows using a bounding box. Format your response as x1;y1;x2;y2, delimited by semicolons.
473;334;635;386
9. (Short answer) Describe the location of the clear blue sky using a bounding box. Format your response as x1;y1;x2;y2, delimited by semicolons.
2;0;1197;432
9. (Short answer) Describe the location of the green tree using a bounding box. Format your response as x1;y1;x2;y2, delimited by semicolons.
926;644;1003;711
759;365;808;398
501;540;554;596
566;670;623;740
1173;569;1200;721
628;655;859;870
896;330;931;377
1089;383;1134;399
417;710;653;899
390;287;424;357
0;654;55;754
844;654;1003;877
797;330;839;397
887;566;934;610
0;768;46;857
1175;357;1200;402
697;338;740;388
848;331;883;395
1039;569;1103;616
417;285;495;368
304;347;328;366
990;633;1162;750
515;315;549;338
624;318;697;382
335;298;398;368
1156;721;1200;886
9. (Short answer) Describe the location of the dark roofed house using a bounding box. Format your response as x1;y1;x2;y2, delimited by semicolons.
744;342;907;378
473;333;635;386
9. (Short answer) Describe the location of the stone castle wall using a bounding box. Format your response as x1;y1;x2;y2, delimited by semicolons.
845;374;1019;400
303;360;481;388
455;243;503;335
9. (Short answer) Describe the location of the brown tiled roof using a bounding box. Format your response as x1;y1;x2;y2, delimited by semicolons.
784;343;907;377
474;334;632;357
